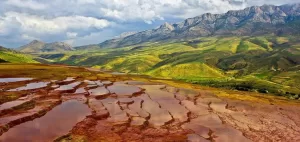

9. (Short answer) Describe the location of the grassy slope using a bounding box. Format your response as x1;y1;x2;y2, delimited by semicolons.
0;48;38;63
35;35;300;99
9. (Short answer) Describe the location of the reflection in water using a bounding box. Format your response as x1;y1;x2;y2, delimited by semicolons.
74;88;87;94
101;98;129;124
107;84;142;97
0;100;27;111
8;82;49;91
55;82;81;91
0;78;33;83
88;87;110;97
137;93;173;127
0;100;91;142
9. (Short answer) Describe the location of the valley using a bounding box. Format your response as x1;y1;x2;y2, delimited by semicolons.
34;35;300;99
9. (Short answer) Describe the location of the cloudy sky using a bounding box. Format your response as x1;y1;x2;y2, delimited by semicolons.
0;0;298;48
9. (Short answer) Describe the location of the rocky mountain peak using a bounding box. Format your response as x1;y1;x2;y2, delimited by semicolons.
115;31;138;39
202;13;213;18
29;40;44;44
94;3;300;49
19;40;73;53
159;22;175;31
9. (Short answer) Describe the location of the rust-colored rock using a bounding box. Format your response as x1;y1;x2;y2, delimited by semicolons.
182;123;210;139
88;98;109;119
118;98;134;104
131;117;146;127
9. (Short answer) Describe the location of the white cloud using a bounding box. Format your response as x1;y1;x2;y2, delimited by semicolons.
97;0;247;22
64;39;75;46
246;0;300;6
2;12;111;33
0;11;113;47
0;0;299;48
21;34;39;41
0;12;112;39
70;29;117;46
5;0;46;10
77;0;96;4
67;32;78;38
0;21;4;35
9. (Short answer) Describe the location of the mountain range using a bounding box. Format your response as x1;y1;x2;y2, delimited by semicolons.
98;4;300;48
19;40;73;53
19;4;300;51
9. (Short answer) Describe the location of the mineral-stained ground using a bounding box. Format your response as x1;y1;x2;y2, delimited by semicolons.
0;64;299;142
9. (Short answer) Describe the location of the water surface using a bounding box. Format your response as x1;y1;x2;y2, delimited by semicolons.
55;82;81;91
0;100;28;111
8;82;49;91
0;78;33;83
0;100;91;142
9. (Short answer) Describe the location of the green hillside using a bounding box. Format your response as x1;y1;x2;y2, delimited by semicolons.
0;46;38;63
35;35;300;99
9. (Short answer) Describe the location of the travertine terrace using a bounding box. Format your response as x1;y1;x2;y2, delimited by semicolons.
0;65;299;142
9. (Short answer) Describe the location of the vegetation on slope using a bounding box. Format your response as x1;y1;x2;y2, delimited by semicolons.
34;35;300;99
0;46;38;63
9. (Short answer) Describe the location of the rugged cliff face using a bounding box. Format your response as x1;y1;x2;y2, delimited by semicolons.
99;4;300;48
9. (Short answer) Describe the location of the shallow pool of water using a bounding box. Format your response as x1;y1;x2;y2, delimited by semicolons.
55;82;81;91
8;82;50;91
0;78;33;83
107;84;142;97
0;100;28;111
0;100;91;142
